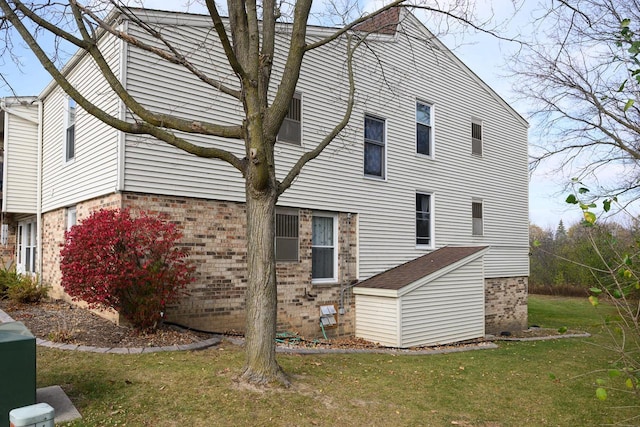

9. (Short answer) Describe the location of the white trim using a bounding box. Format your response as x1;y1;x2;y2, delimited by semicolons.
63;96;76;164
116;20;128;192
415;191;434;250
363;113;387;180
36;99;43;280
415;99;435;159
311;212;338;284
66;206;77;231
2;109;9;212
471;117;483;157
472;199;484;236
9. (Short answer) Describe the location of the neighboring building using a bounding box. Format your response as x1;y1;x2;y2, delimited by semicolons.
0;7;529;344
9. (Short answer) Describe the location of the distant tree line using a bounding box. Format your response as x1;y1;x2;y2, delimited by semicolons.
529;220;640;296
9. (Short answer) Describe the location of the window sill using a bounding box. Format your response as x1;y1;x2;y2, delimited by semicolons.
363;175;387;182
416;244;434;250
415;153;434;160
312;279;339;286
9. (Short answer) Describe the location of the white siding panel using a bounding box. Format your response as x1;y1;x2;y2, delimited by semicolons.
355;294;399;347
120;12;529;279
41;33;120;212
400;257;485;347
3;105;39;213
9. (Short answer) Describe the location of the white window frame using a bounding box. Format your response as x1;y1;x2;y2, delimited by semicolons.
277;92;302;146
66;206;77;231
416;100;434;158
472;118;483;157
472;200;484;236
311;212;338;284
363;114;387;179
416;192;434;249
64;96;76;163
16;218;37;275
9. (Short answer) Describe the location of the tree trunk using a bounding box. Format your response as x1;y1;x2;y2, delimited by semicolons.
240;186;288;386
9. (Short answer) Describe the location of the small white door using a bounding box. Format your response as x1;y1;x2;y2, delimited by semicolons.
16;218;36;274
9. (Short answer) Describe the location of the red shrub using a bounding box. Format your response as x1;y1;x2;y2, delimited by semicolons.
60;208;194;330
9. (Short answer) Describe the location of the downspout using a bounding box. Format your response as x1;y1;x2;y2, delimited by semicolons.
36;99;43;284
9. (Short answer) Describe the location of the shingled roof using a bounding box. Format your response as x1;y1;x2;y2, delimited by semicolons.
355;246;488;291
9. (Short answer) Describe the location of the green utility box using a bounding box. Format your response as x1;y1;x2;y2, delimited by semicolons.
0;322;36;427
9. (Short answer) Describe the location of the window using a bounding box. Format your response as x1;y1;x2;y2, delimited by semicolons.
416;101;433;156
17;219;36;274
472;120;482;156
416;193;432;246
472;201;483;236
277;93;301;145
275;209;299;261
66;206;77;231
364;115;385;178
312;215;336;282
65;97;76;162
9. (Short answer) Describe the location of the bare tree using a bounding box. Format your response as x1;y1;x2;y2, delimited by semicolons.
0;0;510;385
514;0;640;203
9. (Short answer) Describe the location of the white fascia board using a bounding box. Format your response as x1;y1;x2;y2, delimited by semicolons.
352;287;398;298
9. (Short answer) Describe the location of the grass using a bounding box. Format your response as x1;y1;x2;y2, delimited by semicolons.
38;295;638;426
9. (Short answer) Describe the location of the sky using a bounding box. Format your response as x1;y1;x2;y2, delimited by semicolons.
0;1;585;230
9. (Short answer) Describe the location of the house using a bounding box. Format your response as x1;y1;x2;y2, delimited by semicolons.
0;7;529;344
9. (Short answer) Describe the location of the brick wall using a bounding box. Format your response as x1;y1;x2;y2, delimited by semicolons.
0;213;17;268
42;193;122;300
122;193;358;338
484;276;528;334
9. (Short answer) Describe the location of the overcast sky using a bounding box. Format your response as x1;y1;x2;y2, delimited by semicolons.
0;1;585;230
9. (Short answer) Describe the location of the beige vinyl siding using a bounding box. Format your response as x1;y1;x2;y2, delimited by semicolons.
2;104;39;213
399;257;485;347
354;294;399;347
41;33;121;213
120;11;528;279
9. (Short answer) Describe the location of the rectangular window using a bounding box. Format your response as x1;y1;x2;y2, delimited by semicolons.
275;209;299;262
364;115;385;178
472;120;482;156
66;206;77;231
312;215;336;282
277;93;301;145
416;193;432;246
17;219;37;274
472;201;483;236
65;97;76;162
416;101;433;156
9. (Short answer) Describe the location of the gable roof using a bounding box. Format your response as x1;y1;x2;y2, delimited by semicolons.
355;246;488;291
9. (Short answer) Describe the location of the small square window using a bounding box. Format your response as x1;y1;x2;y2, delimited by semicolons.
472;201;483;236
275;210;299;262
66;206;77;231
472;121;482;156
277;93;301;145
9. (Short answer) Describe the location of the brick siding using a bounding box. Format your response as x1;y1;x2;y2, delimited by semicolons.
485;276;528;334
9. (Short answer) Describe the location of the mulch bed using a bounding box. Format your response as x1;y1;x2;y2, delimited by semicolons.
0;299;216;348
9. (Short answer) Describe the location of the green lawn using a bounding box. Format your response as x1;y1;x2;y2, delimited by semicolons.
39;295;638;426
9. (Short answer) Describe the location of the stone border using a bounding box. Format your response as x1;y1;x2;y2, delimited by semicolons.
2;307;591;355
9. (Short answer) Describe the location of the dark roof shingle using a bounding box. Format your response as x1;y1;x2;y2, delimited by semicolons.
355;246;488;291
